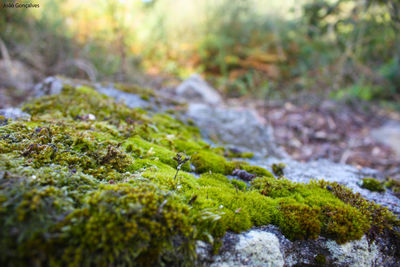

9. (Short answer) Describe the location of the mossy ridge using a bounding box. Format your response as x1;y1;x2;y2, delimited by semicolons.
190;151;274;177
0;83;399;265
251;177;371;243
317;180;400;241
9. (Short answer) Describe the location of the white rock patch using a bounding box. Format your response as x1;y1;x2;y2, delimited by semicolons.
325;236;379;267
211;230;284;267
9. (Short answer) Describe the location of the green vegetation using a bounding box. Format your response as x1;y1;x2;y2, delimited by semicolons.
315;254;327;265
0;84;399;265
385;177;400;195
318;180;399;240
361;177;385;192
272;163;286;177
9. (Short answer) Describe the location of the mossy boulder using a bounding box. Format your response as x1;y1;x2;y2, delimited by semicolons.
0;81;399;265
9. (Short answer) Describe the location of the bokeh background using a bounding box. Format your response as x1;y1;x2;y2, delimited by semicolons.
1;0;399;104
1;0;400;175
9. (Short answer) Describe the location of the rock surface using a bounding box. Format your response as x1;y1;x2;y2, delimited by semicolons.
96;85;149;109
0;108;31;120
209;230;284;267
187;103;286;158
33;76;64;97
197;225;398;267
176;74;222;105
371;121;400;160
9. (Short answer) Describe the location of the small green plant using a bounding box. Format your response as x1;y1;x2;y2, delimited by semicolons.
361;177;385;193
272;163;286;177
315;254;326;265
173;152;190;181
385;177;400;193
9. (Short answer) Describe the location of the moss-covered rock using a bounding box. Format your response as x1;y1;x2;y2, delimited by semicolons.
252;177;370;244
0;82;399;265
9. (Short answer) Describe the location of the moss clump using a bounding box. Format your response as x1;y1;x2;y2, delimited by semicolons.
386;177;400;198
224;148;254;159
386;177;400;191
317;180;399;241
277;200;321;240
315;254;326;265
1;81;399;265
230;179;248;191
190;151;272;178
272;163;286;177
0;178;194;266
58;184;194;266
252;177;370;243
361;177;385;192
192;173;277;234
240;165;274;177
191;151;232;174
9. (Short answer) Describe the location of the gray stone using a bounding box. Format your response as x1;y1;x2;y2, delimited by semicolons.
324;236;379;266
208;229;284;267
176;74;222;105
187;103;286;157
0;108;30;120
96;85;149;109
197;225;396;267
371;121;400;160
33;76;64;97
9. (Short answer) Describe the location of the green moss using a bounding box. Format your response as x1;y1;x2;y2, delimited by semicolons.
230;179;247;191
193;173;277;233
272;163;286;177
190;151;272;177
317;180;400;241
315;254;326;265
191;151;231;174
173;139;206;154
277;200;321;240
1;81;399;265
239;165;274;177
386;177;400;198
58;184;194;266
252;177;371;243
361;177;385;192
224;148;254;159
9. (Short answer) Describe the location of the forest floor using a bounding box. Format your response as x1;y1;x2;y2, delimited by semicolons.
251;98;400;180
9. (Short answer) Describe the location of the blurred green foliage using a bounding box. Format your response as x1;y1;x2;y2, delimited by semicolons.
0;0;399;101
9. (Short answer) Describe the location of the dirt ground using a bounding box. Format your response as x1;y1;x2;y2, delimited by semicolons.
253;98;400;180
